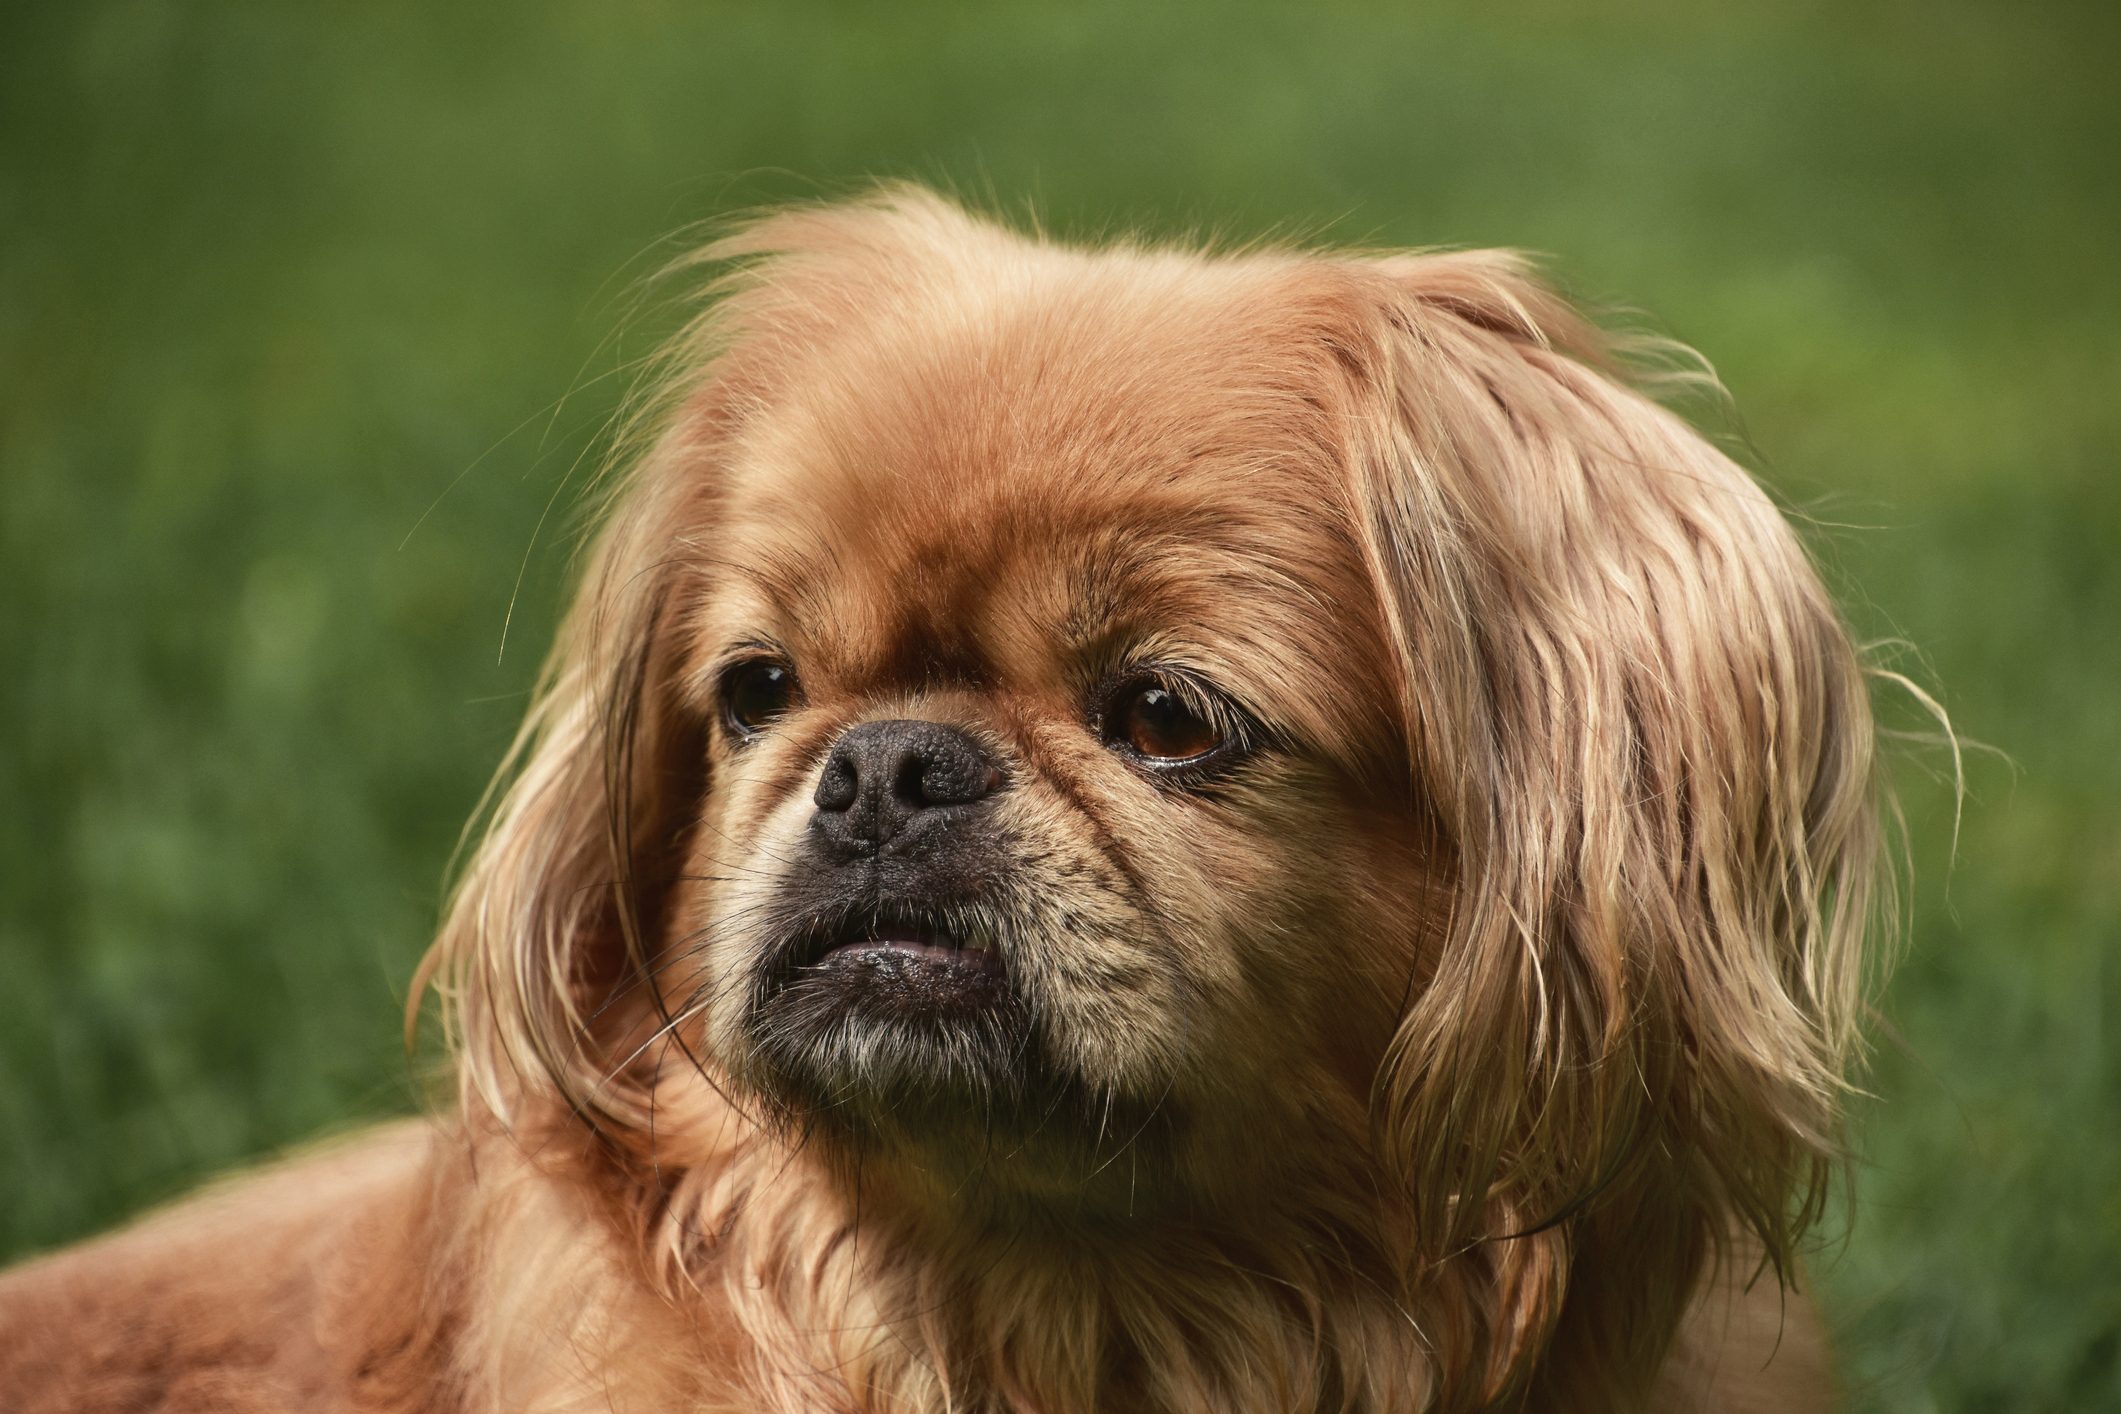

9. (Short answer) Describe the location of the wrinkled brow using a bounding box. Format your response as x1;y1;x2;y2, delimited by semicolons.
702;485;1349;700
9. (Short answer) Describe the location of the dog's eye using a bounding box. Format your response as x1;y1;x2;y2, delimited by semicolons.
1105;679;1224;765
721;659;799;740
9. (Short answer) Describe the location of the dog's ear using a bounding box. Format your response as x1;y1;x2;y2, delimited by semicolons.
414;186;1010;1138
1325;252;1887;1399
414;406;719;1137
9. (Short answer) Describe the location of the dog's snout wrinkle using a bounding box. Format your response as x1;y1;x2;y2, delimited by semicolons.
812;719;1002;856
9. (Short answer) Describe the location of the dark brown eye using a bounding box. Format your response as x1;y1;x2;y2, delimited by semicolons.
722;659;797;740
1108;680;1224;764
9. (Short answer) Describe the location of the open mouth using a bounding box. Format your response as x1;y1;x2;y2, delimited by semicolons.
810;911;1001;970
768;902;1009;1010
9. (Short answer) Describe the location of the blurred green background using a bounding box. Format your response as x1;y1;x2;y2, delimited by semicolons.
2;2;2114;1407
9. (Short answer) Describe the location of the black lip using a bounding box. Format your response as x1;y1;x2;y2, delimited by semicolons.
762;900;1006;1001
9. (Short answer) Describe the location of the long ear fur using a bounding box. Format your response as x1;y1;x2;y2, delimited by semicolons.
1335;251;1887;1401
413;187;1004;1137
411;419;717;1136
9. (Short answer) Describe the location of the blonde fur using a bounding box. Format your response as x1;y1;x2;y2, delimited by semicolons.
2;187;1888;1413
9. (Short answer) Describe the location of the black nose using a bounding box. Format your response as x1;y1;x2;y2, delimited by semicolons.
812;719;1002;854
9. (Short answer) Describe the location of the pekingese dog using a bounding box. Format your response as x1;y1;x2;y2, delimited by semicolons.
0;187;1888;1412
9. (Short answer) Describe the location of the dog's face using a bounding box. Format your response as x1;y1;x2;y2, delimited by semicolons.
440;191;1881;1289
664;278;1441;1201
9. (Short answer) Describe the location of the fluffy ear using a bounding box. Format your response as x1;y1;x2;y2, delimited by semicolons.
413;414;717;1136
413;186;1008;1137
1334;252;1886;1395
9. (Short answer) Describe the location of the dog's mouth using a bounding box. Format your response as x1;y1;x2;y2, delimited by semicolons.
806;908;1001;970
738;893;1169;1174
740;898;1031;1127
763;901;1011;1013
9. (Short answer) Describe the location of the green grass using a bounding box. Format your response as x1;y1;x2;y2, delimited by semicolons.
2;3;2115;1407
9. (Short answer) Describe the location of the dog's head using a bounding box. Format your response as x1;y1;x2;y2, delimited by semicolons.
425;188;1884;1393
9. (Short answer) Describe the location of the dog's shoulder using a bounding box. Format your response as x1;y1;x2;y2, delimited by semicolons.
0;1118;459;1414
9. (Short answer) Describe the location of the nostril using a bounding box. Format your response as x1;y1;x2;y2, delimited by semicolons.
893;751;930;806
813;753;859;812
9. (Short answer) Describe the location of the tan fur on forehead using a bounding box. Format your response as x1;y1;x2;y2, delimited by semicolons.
694;204;1413;761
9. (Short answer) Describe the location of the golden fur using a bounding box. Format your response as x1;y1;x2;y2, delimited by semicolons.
0;188;1885;1411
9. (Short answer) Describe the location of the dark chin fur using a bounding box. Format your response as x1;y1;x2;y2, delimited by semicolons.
739;958;1179;1200
745;955;1036;1113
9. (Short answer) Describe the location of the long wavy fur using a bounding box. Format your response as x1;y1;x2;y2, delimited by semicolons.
411;187;1895;1412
